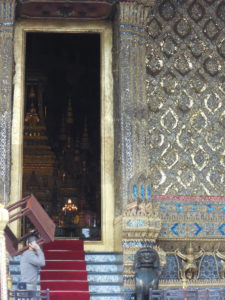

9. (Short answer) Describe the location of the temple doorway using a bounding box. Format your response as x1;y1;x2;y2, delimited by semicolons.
22;32;101;240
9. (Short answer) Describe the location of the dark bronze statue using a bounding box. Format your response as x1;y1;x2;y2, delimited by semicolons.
134;247;160;300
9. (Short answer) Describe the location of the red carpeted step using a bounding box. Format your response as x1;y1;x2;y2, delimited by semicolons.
45;250;84;260
44;240;84;251
41;280;89;291
41;240;90;300
43;260;86;270
41;270;87;281
50;291;90;300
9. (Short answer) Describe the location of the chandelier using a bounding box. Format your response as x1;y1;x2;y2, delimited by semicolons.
62;198;78;213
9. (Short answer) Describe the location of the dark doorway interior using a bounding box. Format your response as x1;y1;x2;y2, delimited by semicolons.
23;32;101;240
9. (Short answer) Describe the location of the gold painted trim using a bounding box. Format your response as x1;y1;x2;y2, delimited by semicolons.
159;279;225;289
11;20;114;252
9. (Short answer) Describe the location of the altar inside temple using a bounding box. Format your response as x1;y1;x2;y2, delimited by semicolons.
22;33;101;239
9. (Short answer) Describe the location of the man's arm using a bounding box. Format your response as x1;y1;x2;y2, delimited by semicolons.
28;241;46;267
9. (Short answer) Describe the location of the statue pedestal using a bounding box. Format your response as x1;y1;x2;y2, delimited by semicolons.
122;200;164;291
0;205;9;300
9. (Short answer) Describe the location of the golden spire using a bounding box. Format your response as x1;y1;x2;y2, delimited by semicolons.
59;113;66;142
74;137;80;162
66;98;74;125
24;101;40;122
80;119;89;150
29;86;36;98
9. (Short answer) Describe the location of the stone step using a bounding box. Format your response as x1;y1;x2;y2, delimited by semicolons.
9;251;124;297
89;282;123;293
9;261;124;278
86;252;124;298
85;252;123;263
90;293;124;300
88;272;123;283
86;262;123;273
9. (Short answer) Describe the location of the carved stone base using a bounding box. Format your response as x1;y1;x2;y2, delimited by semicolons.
122;197;165;290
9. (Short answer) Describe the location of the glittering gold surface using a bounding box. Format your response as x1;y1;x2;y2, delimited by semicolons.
146;0;225;196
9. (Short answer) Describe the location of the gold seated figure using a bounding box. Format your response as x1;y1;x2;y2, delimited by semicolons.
175;243;204;280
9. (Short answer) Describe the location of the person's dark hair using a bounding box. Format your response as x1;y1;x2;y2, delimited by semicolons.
27;235;38;244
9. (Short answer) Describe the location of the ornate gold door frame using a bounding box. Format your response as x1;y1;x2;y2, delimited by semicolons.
11;20;114;252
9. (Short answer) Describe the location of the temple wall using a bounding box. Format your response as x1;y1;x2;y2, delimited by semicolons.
113;0;225;205
0;0;224;288
114;0;225;218
114;0;225;239
146;0;225;196
114;0;225;292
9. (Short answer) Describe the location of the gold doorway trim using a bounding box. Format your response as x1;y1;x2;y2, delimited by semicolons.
11;20;114;252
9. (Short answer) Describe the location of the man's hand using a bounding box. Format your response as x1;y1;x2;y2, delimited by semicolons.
29;240;40;250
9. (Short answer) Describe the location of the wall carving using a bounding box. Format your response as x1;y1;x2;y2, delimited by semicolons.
154;195;225;246
160;253;224;281
16;0;117;19
146;0;225;196
123;179;225;290
0;0;15;205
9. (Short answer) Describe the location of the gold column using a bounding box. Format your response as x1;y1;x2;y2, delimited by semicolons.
0;0;16;205
113;0;150;215
0;205;9;300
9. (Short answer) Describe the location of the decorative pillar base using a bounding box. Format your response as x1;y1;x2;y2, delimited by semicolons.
122;191;166;292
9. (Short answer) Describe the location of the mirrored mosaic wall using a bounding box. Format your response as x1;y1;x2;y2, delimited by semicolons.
0;0;15;204
146;0;225;195
160;254;221;280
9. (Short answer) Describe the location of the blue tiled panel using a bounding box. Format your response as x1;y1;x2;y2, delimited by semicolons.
122;241;156;248
159;254;221;280
132;184;151;200
160;222;225;237
160;255;179;280
159;202;225;215
124;290;135;300
199;255;219;280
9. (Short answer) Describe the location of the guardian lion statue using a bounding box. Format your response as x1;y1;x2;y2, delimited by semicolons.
134;247;160;300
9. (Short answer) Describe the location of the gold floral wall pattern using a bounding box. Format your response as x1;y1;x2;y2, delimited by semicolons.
146;0;225;195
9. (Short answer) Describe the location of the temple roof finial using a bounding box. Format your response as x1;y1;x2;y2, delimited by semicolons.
80;118;89;150
66;98;74;125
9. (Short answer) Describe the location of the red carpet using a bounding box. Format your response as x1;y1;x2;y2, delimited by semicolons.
41;240;90;300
